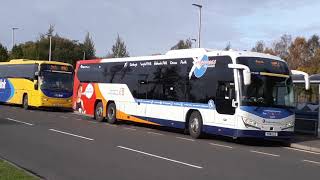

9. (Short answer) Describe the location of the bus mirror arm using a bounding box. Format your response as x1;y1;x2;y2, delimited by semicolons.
228;64;251;85
291;70;310;90
34;80;38;90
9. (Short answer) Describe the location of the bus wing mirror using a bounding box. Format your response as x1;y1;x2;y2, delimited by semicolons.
291;70;310;90
35;71;39;76
228;64;251;85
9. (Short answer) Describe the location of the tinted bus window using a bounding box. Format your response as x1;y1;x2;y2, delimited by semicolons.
188;56;233;103
0;64;38;80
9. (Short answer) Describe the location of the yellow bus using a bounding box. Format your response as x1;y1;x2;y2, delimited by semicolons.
0;59;74;110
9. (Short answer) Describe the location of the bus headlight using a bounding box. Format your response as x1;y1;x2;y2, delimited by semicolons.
67;99;72;102
283;121;294;129
242;117;260;129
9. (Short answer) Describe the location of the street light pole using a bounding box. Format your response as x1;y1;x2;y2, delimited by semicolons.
48;34;52;61
192;3;202;48
191;38;197;48
11;27;19;50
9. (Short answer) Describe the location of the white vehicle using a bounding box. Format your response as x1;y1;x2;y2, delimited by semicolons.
73;48;309;139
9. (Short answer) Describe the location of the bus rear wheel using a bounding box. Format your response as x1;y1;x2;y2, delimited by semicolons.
22;94;29;110
94;102;104;122
188;111;203;139
106;103;117;124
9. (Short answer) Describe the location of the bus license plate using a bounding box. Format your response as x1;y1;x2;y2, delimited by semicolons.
265;132;278;137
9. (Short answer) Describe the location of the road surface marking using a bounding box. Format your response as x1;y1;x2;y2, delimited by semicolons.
60;116;68;119
117;146;203;169
5;118;34;126
209;143;233;149
302;160;320;165
176;137;195;141
123;127;137;131
250;150;280;157
147;132;164;136
49;129;94;141
283;147;320;155
75;118;83;121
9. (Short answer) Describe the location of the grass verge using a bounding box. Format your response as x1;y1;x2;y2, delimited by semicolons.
0;159;38;180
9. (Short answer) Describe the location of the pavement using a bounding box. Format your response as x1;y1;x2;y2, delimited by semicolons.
0;104;320;180
289;134;320;153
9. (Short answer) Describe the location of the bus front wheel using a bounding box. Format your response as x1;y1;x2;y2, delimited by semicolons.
22;94;29;110
106;103;117;124
188;111;203;139
94;102;104;122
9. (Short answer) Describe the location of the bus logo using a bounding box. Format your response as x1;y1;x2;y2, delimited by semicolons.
189;55;216;79
0;79;6;89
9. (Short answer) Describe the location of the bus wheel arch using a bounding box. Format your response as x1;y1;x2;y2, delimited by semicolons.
106;101;117;124
94;100;104;122
186;110;203;139
22;93;29;110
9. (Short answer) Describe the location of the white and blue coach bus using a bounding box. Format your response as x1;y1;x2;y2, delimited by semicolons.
74;48;309;139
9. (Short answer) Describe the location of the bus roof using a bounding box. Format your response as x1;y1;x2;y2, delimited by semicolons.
0;59;72;66
77;48;284;64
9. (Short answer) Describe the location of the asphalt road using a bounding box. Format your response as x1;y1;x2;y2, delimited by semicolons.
0;104;319;180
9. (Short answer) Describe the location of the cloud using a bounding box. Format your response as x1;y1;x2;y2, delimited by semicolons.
0;0;319;56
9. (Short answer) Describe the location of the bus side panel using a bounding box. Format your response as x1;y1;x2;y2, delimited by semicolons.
0;78;15;103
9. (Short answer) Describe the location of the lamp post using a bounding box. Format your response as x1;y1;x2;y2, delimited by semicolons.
48;34;52;61
11;27;19;49
191;38;197;48
192;3;202;48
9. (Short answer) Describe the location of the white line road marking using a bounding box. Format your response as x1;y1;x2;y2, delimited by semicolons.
60;116;68;119
250;150;280;157
302;160;320;165
147;132;164;136
5;118;34;126
49;129;94;141
75;118;83;121
209;143;233;149
117;146;203;169
176;137;195;142
283;147;320;155
123;127;137;131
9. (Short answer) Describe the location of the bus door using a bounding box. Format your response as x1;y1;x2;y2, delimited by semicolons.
135;79;148;118
215;81;236;126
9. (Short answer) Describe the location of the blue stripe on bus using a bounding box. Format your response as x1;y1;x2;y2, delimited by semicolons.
131;115;293;139
240;106;293;119
135;99;215;109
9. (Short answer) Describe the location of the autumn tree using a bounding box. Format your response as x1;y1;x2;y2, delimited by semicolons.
288;37;309;69
273;34;292;61
252;40;265;52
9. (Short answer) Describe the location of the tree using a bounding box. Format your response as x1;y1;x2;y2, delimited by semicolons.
273;34;292;60
111;34;129;58
307;34;320;58
10;45;23;59
0;43;9;62
252;40;265;52
288;37;309;69
170;39;192;50
83;32;96;60
224;42;231;50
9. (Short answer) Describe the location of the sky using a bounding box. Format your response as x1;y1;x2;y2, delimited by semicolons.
0;0;319;57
